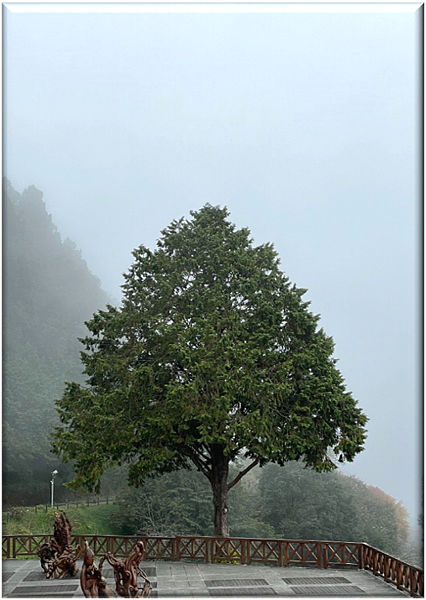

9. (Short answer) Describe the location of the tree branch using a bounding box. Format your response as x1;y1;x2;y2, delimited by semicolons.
184;446;211;480
227;457;260;492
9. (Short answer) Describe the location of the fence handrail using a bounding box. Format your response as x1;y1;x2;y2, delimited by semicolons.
3;495;116;518
361;542;423;597
2;534;423;597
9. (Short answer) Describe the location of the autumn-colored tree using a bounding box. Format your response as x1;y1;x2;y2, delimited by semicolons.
364;485;410;553
258;462;410;556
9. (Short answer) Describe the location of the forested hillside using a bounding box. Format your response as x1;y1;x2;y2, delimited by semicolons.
3;179;113;505
113;461;412;561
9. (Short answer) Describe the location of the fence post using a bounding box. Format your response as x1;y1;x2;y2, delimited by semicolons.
240;539;246;565
171;537;176;561
246;540;252;566
284;541;288;567
320;544;328;569
319;544;323;569
409;568;416;597
277;542;283;567
206;539;212;564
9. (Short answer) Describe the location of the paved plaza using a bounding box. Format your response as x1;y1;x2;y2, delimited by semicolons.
2;559;409;597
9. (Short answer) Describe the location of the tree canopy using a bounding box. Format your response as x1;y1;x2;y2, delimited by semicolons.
53;205;367;535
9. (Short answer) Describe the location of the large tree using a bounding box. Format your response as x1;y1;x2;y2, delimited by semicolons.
53;205;367;536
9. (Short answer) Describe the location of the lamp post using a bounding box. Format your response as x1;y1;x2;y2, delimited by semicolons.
50;470;58;507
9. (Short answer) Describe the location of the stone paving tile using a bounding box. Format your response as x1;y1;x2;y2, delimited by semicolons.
2;559;411;597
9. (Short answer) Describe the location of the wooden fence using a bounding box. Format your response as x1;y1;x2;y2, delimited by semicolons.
3;496;115;520
2;534;423;597
363;544;423;598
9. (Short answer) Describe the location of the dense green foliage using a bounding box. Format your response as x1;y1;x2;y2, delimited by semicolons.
2;462;414;563
110;462;409;559
258;462;410;556
3;179;112;506
53;205;367;536
113;469;214;537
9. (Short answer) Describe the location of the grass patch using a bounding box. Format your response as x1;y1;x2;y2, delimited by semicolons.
3;504;123;536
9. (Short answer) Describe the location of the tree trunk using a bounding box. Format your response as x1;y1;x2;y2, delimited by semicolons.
212;479;229;537
210;445;230;537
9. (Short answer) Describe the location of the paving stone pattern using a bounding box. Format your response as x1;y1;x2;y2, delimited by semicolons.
205;579;269;587
23;571;49;582
208;587;277;596
290;584;366;596
282;577;350;585
2;559;410;597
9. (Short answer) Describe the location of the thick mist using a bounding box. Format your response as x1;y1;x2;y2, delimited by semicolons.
3;3;422;534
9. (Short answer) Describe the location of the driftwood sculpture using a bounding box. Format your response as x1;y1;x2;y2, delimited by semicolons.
80;542;115;598
80;540;152;598
37;512;82;579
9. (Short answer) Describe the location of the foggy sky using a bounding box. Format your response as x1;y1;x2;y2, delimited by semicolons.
3;3;422;525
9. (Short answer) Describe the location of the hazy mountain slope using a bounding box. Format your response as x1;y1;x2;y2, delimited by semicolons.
3;179;113;505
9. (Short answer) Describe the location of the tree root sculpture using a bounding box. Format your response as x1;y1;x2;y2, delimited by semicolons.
37;512;82;579
80;542;115;598
80;540;152;598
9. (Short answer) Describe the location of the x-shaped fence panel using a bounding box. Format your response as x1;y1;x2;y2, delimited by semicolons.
177;536;208;561
323;542;360;568
247;539;281;565
286;541;321;568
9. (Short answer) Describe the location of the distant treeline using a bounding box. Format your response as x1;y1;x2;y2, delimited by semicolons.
3;460;415;563
111;461;411;561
